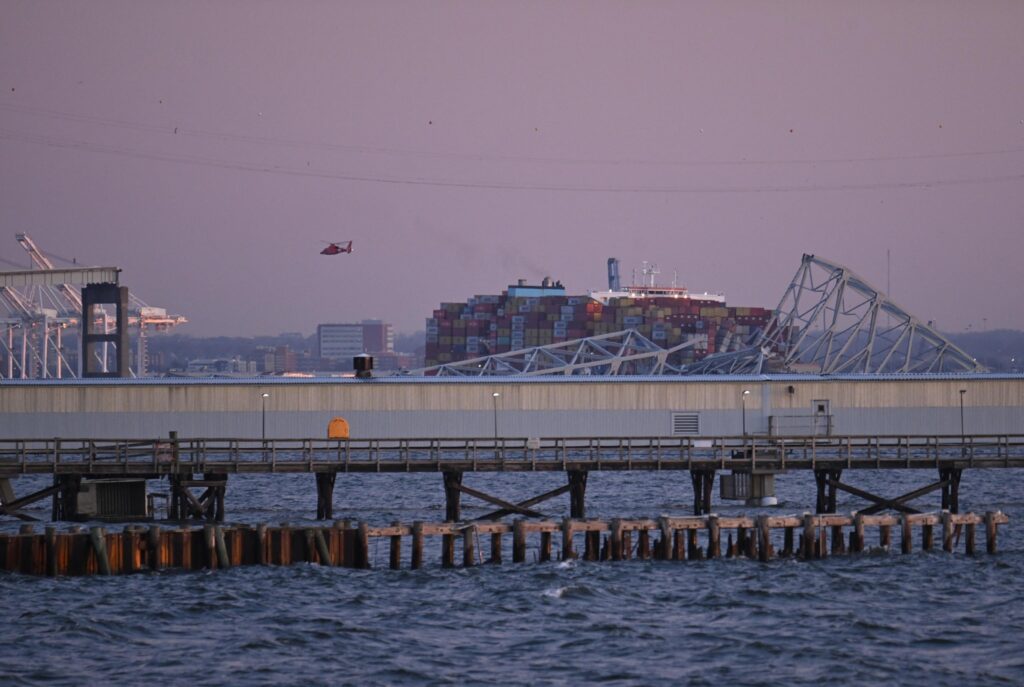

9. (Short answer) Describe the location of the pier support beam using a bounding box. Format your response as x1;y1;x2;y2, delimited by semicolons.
939;467;962;513
315;472;337;520
52;474;81;521
567;470;588;518
169;474;227;522
690;469;715;515
443;471;463;522
814;469;843;513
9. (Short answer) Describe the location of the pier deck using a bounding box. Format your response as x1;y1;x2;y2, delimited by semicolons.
1;433;1024;476
2;433;1022;523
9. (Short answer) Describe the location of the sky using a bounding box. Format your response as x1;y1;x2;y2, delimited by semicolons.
1;1;1023;337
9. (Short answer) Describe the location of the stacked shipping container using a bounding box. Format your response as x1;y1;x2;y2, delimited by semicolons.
424;283;771;367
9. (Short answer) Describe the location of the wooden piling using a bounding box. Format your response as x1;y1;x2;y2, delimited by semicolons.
707;515;721;559
561;518;575;561
45;526;57;577
390;521;402;570
831;525;845;555
879;524;891;549
315;529;333;566
638;528;650;560
411;521;424;569
0;513;1011;578
490;531;503;564
688;529;701;560
985;512;997;554
513;519;527;563
214;526;230;568
757;516;770;563
148;525;162;570
941;511;953;553
659;517;673;561
776;526;789;557
463;525;476;567
802;514;815;560
900;515;913;554
122;526;141;574
609;519;623;561
89;526;111;576
584;529;597;561
256;524;268;565
922;523;934;552
203;525;217;569
539;531;552;563
673;529;685;561
356;522;370;569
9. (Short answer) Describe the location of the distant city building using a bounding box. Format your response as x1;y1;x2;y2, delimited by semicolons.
273;345;298;373
317;320;395;366
184;357;255;374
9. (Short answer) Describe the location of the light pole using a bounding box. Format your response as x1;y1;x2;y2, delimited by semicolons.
261;392;270;441
741;389;750;437
492;392;500;440
959;389;966;455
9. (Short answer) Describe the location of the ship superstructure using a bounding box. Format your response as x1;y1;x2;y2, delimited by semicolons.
425;258;770;367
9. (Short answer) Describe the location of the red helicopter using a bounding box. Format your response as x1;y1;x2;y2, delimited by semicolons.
320;240;353;255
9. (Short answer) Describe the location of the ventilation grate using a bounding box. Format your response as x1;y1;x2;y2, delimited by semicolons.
671;412;700;435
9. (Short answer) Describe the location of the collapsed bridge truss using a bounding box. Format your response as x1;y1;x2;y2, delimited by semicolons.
406;253;983;378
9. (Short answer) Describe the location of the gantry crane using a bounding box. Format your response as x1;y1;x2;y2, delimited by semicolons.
0;234;187;377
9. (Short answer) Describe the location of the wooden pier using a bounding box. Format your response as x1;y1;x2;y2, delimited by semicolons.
2;433;1023;523
0;511;1008;577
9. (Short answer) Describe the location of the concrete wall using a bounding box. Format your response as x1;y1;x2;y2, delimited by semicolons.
0;375;1021;439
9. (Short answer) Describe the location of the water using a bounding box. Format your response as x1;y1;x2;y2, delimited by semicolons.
3;467;1024;686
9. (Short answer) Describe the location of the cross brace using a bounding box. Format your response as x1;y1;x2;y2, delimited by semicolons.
827;477;948;515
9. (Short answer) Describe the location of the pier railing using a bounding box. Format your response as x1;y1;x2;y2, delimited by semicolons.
1;433;1024;475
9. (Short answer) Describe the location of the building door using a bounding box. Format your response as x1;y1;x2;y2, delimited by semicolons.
812;399;831;436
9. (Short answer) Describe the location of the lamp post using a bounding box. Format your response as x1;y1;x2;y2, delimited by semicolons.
492;392;500;440
959;389;966;455
741;389;751;437
261;392;270;441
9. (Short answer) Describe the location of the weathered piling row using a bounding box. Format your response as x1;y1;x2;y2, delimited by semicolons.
0;511;1009;577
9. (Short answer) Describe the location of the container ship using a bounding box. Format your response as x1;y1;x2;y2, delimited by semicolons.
424;259;772;367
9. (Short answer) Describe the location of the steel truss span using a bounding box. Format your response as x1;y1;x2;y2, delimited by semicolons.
684;253;984;375
412;329;705;377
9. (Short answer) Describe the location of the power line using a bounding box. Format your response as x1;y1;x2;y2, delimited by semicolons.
1;126;1022;194
3;102;1024;169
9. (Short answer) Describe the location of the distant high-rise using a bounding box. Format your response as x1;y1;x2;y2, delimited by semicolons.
317;320;394;365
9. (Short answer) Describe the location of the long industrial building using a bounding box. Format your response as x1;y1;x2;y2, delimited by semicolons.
0;374;1020;440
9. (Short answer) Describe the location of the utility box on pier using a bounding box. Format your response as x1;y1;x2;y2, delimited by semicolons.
720;472;778;507
76;479;148;520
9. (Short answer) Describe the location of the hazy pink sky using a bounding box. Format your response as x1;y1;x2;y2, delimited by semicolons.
2;2;1023;336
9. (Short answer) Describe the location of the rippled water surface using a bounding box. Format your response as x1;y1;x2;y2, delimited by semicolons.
3;467;1023;685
